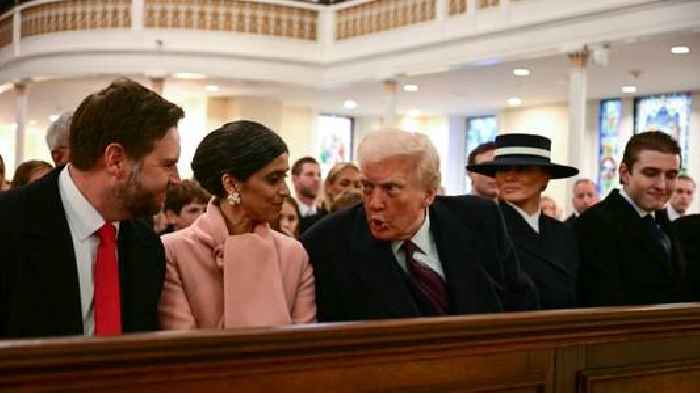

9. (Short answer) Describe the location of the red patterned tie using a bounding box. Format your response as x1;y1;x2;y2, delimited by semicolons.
402;240;449;314
94;223;122;336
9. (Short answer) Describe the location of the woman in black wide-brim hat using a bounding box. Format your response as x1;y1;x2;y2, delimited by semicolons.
468;133;580;310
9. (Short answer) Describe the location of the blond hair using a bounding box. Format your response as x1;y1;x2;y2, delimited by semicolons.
321;162;359;210
358;129;441;190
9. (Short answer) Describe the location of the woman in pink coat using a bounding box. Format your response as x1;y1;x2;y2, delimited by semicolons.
159;120;316;329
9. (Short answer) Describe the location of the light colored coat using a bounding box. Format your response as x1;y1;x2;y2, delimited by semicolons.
159;201;316;329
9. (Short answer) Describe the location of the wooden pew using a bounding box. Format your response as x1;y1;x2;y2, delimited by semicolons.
2;304;700;392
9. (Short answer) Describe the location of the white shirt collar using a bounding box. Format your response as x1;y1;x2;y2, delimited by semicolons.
391;209;433;256
667;204;682;221
297;200;317;217
620;188;654;218
506;201;541;233
59;165;117;240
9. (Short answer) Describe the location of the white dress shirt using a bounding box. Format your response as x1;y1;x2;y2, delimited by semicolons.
391;211;445;279
506;201;541;233
667;204;682;222
58;165;119;336
620;188;654;219
297;201;317;217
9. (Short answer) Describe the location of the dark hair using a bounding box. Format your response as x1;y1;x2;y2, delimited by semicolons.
272;195;301;238
467;142;497;166
676;174;695;187
164;179;211;214
622;131;681;172
69;78;184;170
191;120;288;198
291;156;319;176
11;160;53;189
0;152;4;179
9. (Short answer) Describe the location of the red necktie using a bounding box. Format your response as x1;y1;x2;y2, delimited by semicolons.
94;223;122;336
402;240;449;314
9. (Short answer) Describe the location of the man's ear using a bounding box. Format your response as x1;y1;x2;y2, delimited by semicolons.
619;162;630;186
103;143;127;178
423;187;438;208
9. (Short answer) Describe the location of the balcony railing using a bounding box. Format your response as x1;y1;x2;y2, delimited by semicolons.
144;0;318;40
21;0;131;38
335;0;436;40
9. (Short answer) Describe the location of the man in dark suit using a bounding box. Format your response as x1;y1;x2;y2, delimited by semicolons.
468;133;580;310
302;130;538;322
576;131;693;307
0;79;184;338
674;214;700;300
564;178;599;226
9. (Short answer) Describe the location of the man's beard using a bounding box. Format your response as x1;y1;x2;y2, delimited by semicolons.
116;164;162;219
299;185;317;199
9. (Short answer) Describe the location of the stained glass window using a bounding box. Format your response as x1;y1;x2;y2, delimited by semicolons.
634;93;692;169
597;99;623;197
316;115;353;178
465;116;498;193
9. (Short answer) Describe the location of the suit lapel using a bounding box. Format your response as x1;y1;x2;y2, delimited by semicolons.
21;169;83;335
349;208;421;317
608;190;674;277
428;200;481;314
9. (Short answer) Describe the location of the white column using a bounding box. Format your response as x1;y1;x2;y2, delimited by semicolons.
318;8;335;52
131;0;144;30
14;81;28;169
467;0;477;15
567;48;589;178
436;0;449;20
382;79;398;128
150;77;165;95
12;9;21;57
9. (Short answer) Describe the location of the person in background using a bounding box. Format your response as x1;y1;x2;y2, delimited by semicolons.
468;133;579;309
300;162;362;234
0;153;9;191
330;188;362;213
291;156;321;217
46;111;73;166
159;120;315;329
565;179;599;226
303;129;537;322
0;78;183;338
466;142;499;201
540;196;561;221
274;195;301;239
576;131;693;306
162;179;211;233
10;160;53;189
667;175;695;221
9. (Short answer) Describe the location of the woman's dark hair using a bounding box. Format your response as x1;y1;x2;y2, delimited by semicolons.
11;160;53;189
191;120;288;198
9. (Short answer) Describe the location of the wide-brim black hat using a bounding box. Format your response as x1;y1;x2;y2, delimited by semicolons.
466;133;579;179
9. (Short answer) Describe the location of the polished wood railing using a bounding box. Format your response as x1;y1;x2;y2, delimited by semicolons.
2;304;700;392
0;14;12;49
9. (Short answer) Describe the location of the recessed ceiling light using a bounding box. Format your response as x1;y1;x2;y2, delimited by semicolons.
671;46;690;54
344;99;357;109
621;85;637;94
48;114;60;122
173;72;206;80
403;84;419;92
28;120;37;126
507;97;522;106
205;85;220;92
513;68;531;76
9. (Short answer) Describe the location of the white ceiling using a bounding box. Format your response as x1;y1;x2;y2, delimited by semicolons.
0;30;698;123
